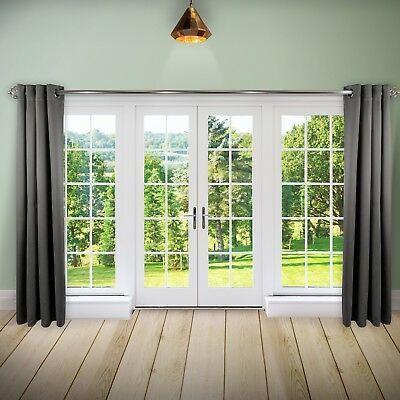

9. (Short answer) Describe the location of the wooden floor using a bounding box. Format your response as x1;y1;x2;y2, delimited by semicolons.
0;310;400;400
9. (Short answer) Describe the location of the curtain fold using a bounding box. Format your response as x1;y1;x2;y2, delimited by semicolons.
16;84;65;327
342;84;392;327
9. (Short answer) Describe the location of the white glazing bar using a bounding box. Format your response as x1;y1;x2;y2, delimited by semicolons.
164;116;168;288
64;118;68;288
304;116;308;288
329;115;334;288
89;116;93;288
228;116;232;287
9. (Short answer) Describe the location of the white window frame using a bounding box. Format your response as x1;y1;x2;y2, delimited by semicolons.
64;94;344;305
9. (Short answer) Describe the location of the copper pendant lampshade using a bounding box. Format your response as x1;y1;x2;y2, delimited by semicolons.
171;1;212;43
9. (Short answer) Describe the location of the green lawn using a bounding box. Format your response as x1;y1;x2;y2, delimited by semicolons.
67;237;343;288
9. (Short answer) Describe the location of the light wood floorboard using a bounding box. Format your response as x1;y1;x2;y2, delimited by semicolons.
321;318;383;400
65;312;139;400
107;310;167;400
292;318;347;400
1;310;400;400
0;320;68;400
21;319;103;400
260;314;309;400
352;321;400;400
225;310;268;400
0;316;31;367
181;310;225;400
145;310;193;400
0;311;15;332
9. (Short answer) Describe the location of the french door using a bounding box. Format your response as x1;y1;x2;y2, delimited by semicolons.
135;106;262;306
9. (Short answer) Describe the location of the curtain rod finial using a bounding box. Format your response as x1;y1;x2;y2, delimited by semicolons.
8;86;18;99
389;87;399;98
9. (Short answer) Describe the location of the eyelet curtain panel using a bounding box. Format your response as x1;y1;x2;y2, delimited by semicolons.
343;84;392;327
16;84;65;327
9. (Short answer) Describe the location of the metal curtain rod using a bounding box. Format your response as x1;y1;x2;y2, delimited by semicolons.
7;86;400;98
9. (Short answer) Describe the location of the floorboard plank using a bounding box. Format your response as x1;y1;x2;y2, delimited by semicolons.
0;320;69;400
21;319;103;400
0;316;31;367
384;311;400;351
145;310;193;400
260;314;309;400
225;310;267;400
321;318;382;400
65;312;139;400
0;311;15;332
108;310;166;400
352;321;400;400
292;318;347;400
181;310;225;400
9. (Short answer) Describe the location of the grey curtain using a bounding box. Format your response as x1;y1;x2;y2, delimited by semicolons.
343;84;392;327
16;84;65;327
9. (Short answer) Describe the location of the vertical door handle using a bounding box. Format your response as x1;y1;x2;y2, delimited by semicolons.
202;207;209;229
185;207;197;229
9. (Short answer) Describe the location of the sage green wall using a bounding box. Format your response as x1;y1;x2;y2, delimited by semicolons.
0;0;399;289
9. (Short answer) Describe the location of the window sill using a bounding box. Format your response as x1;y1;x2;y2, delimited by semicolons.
265;295;342;317
66;295;133;319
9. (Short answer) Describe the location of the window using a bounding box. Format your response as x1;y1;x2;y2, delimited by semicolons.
64;114;116;289
281;114;344;290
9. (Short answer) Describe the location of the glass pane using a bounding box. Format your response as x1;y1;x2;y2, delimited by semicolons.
332;115;344;148
167;185;188;217
208;254;230;287
232;185;252;217
144;220;165;252
333;151;344;183
145;254;165;287
92;115;116;149
282;185;304;217
308;151;329;182
168;220;189;252
307;115;330;148
208;185;229;217
92;220;115;252
333;185;343;217
208;220;229;252
282;253;305;287
67;220;90;252
92;185;115;217
308;185;330;217
92;254;115;287
208;115;229;148
144;185;165;217
144;115;166;149
282;116;305;148
282;220;305;252
167;115;189;150
67;185;90;217
67;254;90;287
208;151;229;183
67;151;90;182
167;254;189;287
308;253;330;287
167;152;188;183
144;152;165;183
232;253;253;287
231;116;252;148
65;115;90;148
282;151;304;182
308;218;330;251
333;254;343;287
232;151;252;182
333;221;344;251
232;220;252;251
92;151;115;183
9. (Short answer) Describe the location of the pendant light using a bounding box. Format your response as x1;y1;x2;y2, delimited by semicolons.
171;0;212;43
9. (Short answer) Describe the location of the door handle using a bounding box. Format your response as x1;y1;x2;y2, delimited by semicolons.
202;207;209;229
184;207;197;229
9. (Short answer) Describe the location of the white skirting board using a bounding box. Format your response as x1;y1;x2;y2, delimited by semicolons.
0;291;133;320
265;290;400;317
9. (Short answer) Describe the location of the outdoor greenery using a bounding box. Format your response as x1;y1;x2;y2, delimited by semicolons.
66;114;344;290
